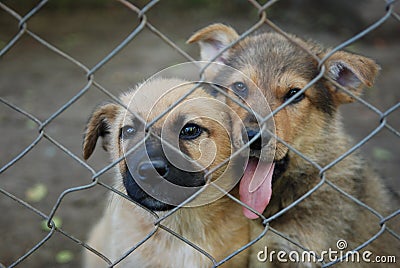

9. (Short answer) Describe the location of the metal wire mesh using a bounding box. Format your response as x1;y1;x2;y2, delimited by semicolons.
0;0;399;267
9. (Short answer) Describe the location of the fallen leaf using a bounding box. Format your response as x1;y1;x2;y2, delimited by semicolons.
372;147;393;161
56;250;74;264
25;183;47;202
41;216;62;231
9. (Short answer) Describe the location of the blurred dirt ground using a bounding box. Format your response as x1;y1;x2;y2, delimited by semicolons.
0;1;399;267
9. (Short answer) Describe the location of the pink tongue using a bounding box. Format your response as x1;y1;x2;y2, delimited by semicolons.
239;159;275;219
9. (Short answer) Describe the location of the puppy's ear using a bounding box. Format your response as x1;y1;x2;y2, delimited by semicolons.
187;23;239;64
325;51;380;104
83;103;119;160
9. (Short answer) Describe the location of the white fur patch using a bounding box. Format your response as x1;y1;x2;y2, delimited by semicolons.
329;62;344;79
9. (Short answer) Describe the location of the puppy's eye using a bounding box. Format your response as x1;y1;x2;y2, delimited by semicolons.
180;123;203;140
121;125;136;139
231;82;248;94
284;88;305;104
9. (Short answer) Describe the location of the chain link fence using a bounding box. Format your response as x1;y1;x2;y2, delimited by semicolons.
1;0;399;267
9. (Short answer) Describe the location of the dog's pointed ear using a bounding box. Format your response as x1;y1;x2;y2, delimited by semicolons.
83;103;119;160
325;51;380;104
187;23;239;63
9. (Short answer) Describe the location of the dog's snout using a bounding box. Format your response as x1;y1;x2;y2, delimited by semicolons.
138;160;169;179
246;129;262;151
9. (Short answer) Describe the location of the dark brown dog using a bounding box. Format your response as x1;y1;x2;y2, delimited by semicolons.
188;24;398;267
82;78;255;267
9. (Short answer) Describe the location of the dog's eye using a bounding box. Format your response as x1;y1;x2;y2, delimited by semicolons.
121;125;136;139
180;123;203;140
284;88;305;104
231;82;248;95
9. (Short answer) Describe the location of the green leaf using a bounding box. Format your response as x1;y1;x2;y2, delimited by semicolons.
41;216;62;231
56;250;74;264
372;147;393;161
25;183;47;202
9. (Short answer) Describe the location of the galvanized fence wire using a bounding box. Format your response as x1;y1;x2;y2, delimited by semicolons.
0;0;399;267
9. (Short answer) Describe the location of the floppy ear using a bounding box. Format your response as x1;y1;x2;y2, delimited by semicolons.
187;23;239;64
83;103;119;160
325;51;380;104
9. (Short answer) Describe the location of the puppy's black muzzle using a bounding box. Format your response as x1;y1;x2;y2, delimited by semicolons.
245;128;289;182
138;159;170;180
246;128;262;151
122;138;205;211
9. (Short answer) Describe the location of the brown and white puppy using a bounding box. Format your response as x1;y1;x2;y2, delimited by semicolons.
188;24;398;267
82;78;254;267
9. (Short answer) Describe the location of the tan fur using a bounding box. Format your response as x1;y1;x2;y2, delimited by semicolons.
189;24;398;267
82;78;253;267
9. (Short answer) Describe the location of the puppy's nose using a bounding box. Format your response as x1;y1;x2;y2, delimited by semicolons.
138;160;169;179
246;129;262;151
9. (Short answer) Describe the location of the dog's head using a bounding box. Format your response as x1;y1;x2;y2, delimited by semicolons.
83;78;245;211
188;23;379;218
